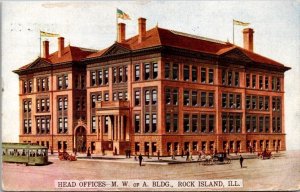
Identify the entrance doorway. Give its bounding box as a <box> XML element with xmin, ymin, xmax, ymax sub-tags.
<box><xmin>75</xmin><ymin>126</ymin><xmax>87</xmax><ymax>153</ymax></box>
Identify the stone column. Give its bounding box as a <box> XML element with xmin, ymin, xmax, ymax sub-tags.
<box><xmin>120</xmin><ymin>115</ymin><xmax>124</xmax><ymax>141</ymax></box>
<box><xmin>118</xmin><ymin>115</ymin><xmax>121</xmax><ymax>141</ymax></box>
<box><xmin>108</xmin><ymin>116</ymin><xmax>112</xmax><ymax>141</ymax></box>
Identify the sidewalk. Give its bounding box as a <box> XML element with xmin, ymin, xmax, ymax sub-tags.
<box><xmin>48</xmin><ymin>151</ymin><xmax>286</xmax><ymax>165</ymax></box>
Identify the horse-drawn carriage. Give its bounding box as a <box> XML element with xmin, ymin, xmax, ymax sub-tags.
<box><xmin>198</xmin><ymin>152</ymin><xmax>231</xmax><ymax>165</ymax></box>
<box><xmin>58</xmin><ymin>151</ymin><xmax>77</xmax><ymax>161</ymax></box>
<box><xmin>257</xmin><ymin>151</ymin><xmax>272</xmax><ymax>159</ymax></box>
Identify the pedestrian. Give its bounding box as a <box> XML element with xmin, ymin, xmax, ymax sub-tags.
<box><xmin>186</xmin><ymin>150</ymin><xmax>190</xmax><ymax>161</ymax></box>
<box><xmin>181</xmin><ymin>149</ymin><xmax>184</xmax><ymax>158</ymax></box>
<box><xmin>138</xmin><ymin>154</ymin><xmax>143</xmax><ymax>166</ymax></box>
<box><xmin>87</xmin><ymin>147</ymin><xmax>91</xmax><ymax>157</ymax></box>
<box><xmin>157</xmin><ymin>150</ymin><xmax>160</xmax><ymax>160</ymax></box>
<box><xmin>239</xmin><ymin>155</ymin><xmax>244</xmax><ymax>168</ymax></box>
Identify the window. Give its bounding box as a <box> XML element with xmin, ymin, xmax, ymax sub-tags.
<box><xmin>209</xmin><ymin>93</ymin><xmax>214</xmax><ymax>107</ymax></box>
<box><xmin>236</xmin><ymin>94</ymin><xmax>241</xmax><ymax>108</ymax></box>
<box><xmin>192</xmin><ymin>66</ymin><xmax>197</xmax><ymax>82</ymax></box>
<box><xmin>37</xmin><ymin>77</ymin><xmax>49</xmax><ymax>92</ymax></box>
<box><xmin>173</xmin><ymin>89</ymin><xmax>178</xmax><ymax>105</ymax></box>
<box><xmin>201</xmin><ymin>92</ymin><xmax>206</xmax><ymax>107</ymax></box>
<box><xmin>113</xmin><ymin>68</ymin><xmax>117</xmax><ymax>83</ymax></box>
<box><xmin>201</xmin><ymin>114</ymin><xmax>206</xmax><ymax>133</ymax></box>
<box><xmin>152</xmin><ymin>114</ymin><xmax>157</xmax><ymax>132</ymax></box>
<box><xmin>165</xmin><ymin>63</ymin><xmax>170</xmax><ymax>79</ymax></box>
<box><xmin>246</xmin><ymin>96</ymin><xmax>251</xmax><ymax>109</ymax></box>
<box><xmin>236</xmin><ymin>115</ymin><xmax>241</xmax><ymax>133</ymax></box>
<box><xmin>246</xmin><ymin>74</ymin><xmax>250</xmax><ymax>88</ymax></box>
<box><xmin>152</xmin><ymin>90</ymin><xmax>157</xmax><ymax>105</ymax></box>
<box><xmin>57</xmin><ymin>75</ymin><xmax>68</xmax><ymax>90</ymax></box>
<box><xmin>145</xmin><ymin>114</ymin><xmax>150</xmax><ymax>132</ymax></box>
<box><xmin>91</xmin><ymin>116</ymin><xmax>96</xmax><ymax>133</ymax></box>
<box><xmin>104</xmin><ymin>92</ymin><xmax>109</xmax><ymax>101</ymax></box>
<box><xmin>118</xmin><ymin>92</ymin><xmax>123</xmax><ymax>100</ymax></box>
<box><xmin>37</xmin><ymin>98</ymin><xmax>50</xmax><ymax>112</ymax></box>
<box><xmin>104</xmin><ymin>69</ymin><xmax>108</xmax><ymax>85</ymax></box>
<box><xmin>184</xmin><ymin>65</ymin><xmax>189</xmax><ymax>81</ymax></box>
<box><xmin>58</xmin><ymin>98</ymin><xmax>63</xmax><ymax>110</ymax></box>
<box><xmin>252</xmin><ymin>75</ymin><xmax>256</xmax><ymax>88</ymax></box>
<box><xmin>91</xmin><ymin>72</ymin><xmax>96</xmax><ymax>86</ymax></box>
<box><xmin>134</xmin><ymin>90</ymin><xmax>140</xmax><ymax>106</ymax></box>
<box><xmin>209</xmin><ymin>115</ymin><xmax>215</xmax><ymax>133</ymax></box>
<box><xmin>119</xmin><ymin>67</ymin><xmax>123</xmax><ymax>82</ymax></box>
<box><xmin>36</xmin><ymin>116</ymin><xmax>51</xmax><ymax>134</ymax></box>
<box><xmin>165</xmin><ymin>88</ymin><xmax>171</xmax><ymax>104</ymax></box>
<box><xmin>192</xmin><ymin>114</ymin><xmax>198</xmax><ymax>132</ymax></box>
<box><xmin>145</xmin><ymin>90</ymin><xmax>150</xmax><ymax>105</ymax></box>
<box><xmin>259</xmin><ymin>76</ymin><xmax>263</xmax><ymax>89</ymax></box>
<box><xmin>98</xmin><ymin>70</ymin><xmax>103</xmax><ymax>85</ymax></box>
<box><xmin>259</xmin><ymin>96</ymin><xmax>264</xmax><ymax>110</ymax></box>
<box><xmin>173</xmin><ymin>64</ymin><xmax>179</xmax><ymax>80</ymax></box>
<box><xmin>252</xmin><ymin>96</ymin><xmax>257</xmax><ymax>109</ymax></box>
<box><xmin>58</xmin><ymin>117</ymin><xmax>68</xmax><ymax>134</ymax></box>
<box><xmin>104</xmin><ymin>116</ymin><xmax>109</xmax><ymax>133</ymax></box>
<box><xmin>246</xmin><ymin>116</ymin><xmax>251</xmax><ymax>132</ymax></box>
<box><xmin>173</xmin><ymin>114</ymin><xmax>178</xmax><ymax>132</ymax></box>
<box><xmin>153</xmin><ymin>63</ymin><xmax>158</xmax><ymax>79</ymax></box>
<box><xmin>209</xmin><ymin>69</ymin><xmax>214</xmax><ymax>84</ymax></box>
<box><xmin>222</xmin><ymin>94</ymin><xmax>227</xmax><ymax>108</ymax></box>
<box><xmin>184</xmin><ymin>90</ymin><xmax>189</xmax><ymax>106</ymax></box>
<box><xmin>152</xmin><ymin>142</ymin><xmax>157</xmax><ymax>153</ymax></box>
<box><xmin>135</xmin><ymin>142</ymin><xmax>140</xmax><ymax>152</ymax></box>
<box><xmin>252</xmin><ymin>116</ymin><xmax>257</xmax><ymax>132</ymax></box>
<box><xmin>192</xmin><ymin>91</ymin><xmax>197</xmax><ymax>106</ymax></box>
<box><xmin>125</xmin><ymin>67</ymin><xmax>128</xmax><ymax>82</ymax></box>
<box><xmin>265</xmin><ymin>96</ymin><xmax>269</xmax><ymax>110</ymax></box>
<box><xmin>259</xmin><ymin>116</ymin><xmax>264</xmax><ymax>132</ymax></box>
<box><xmin>265</xmin><ymin>116</ymin><xmax>270</xmax><ymax>132</ymax></box>
<box><xmin>166</xmin><ymin>113</ymin><xmax>171</xmax><ymax>132</ymax></box>
<box><xmin>265</xmin><ymin>76</ymin><xmax>269</xmax><ymax>90</ymax></box>
<box><xmin>228</xmin><ymin>71</ymin><xmax>232</xmax><ymax>86</ymax></box>
<box><xmin>234</xmin><ymin>72</ymin><xmax>239</xmax><ymax>86</ymax></box>
<box><xmin>135</xmin><ymin>64</ymin><xmax>140</xmax><ymax>81</ymax></box>
<box><xmin>144</xmin><ymin>63</ymin><xmax>150</xmax><ymax>80</ymax></box>
<box><xmin>229</xmin><ymin>115</ymin><xmax>234</xmax><ymax>133</ymax></box>
<box><xmin>135</xmin><ymin>114</ymin><xmax>140</xmax><ymax>133</ymax></box>
<box><xmin>201</xmin><ymin>68</ymin><xmax>206</xmax><ymax>83</ymax></box>
<box><xmin>184</xmin><ymin>114</ymin><xmax>190</xmax><ymax>132</ymax></box>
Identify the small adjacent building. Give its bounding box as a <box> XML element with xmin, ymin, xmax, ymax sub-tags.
<box><xmin>14</xmin><ymin>18</ymin><xmax>290</xmax><ymax>156</ymax></box>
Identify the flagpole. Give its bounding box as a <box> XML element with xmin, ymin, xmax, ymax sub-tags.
<box><xmin>233</xmin><ymin>19</ymin><xmax>235</xmax><ymax>44</ymax></box>
<box><xmin>40</xmin><ymin>30</ymin><xmax>41</xmax><ymax>57</ymax></box>
<box><xmin>116</xmin><ymin>9</ymin><xmax>118</xmax><ymax>42</ymax></box>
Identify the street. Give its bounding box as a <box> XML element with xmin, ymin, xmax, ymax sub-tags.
<box><xmin>2</xmin><ymin>150</ymin><xmax>300</xmax><ymax>191</ymax></box>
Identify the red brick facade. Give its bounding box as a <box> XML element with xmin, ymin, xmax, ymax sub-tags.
<box><xmin>14</xmin><ymin>18</ymin><xmax>290</xmax><ymax>156</ymax></box>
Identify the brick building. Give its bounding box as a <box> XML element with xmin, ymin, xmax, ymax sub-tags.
<box><xmin>14</xmin><ymin>18</ymin><xmax>290</xmax><ymax>156</ymax></box>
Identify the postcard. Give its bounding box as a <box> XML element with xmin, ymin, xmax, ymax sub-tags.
<box><xmin>1</xmin><ymin>1</ymin><xmax>300</xmax><ymax>191</ymax></box>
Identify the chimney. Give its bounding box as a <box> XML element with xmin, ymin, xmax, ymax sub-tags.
<box><xmin>42</xmin><ymin>40</ymin><xmax>49</xmax><ymax>59</ymax></box>
<box><xmin>117</xmin><ymin>23</ymin><xmax>126</xmax><ymax>43</ymax></box>
<box><xmin>243</xmin><ymin>28</ymin><xmax>254</xmax><ymax>52</ymax></box>
<box><xmin>58</xmin><ymin>37</ymin><xmax>65</xmax><ymax>57</ymax></box>
<box><xmin>138</xmin><ymin>18</ymin><xmax>146</xmax><ymax>43</ymax></box>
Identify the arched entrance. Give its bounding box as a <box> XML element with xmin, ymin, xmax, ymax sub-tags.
<box><xmin>75</xmin><ymin>126</ymin><xmax>87</xmax><ymax>153</ymax></box>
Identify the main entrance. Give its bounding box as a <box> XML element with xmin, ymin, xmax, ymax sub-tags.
<box><xmin>75</xmin><ymin>126</ymin><xmax>87</xmax><ymax>153</ymax></box>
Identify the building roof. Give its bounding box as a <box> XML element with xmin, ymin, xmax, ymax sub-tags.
<box><xmin>17</xmin><ymin>26</ymin><xmax>289</xmax><ymax>71</ymax></box>
<box><xmin>17</xmin><ymin>45</ymin><xmax>97</xmax><ymax>70</ymax></box>
<box><xmin>87</xmin><ymin>26</ymin><xmax>287</xmax><ymax>68</ymax></box>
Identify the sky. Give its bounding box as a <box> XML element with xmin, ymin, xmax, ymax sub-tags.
<box><xmin>1</xmin><ymin>1</ymin><xmax>300</xmax><ymax>150</ymax></box>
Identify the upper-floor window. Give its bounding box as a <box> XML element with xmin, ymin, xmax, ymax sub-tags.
<box><xmin>144</xmin><ymin>88</ymin><xmax>157</xmax><ymax>106</ymax></box>
<box><xmin>208</xmin><ymin>69</ymin><xmax>214</xmax><ymax>84</ymax></box>
<box><xmin>252</xmin><ymin>75</ymin><xmax>256</xmax><ymax>88</ymax></box>
<box><xmin>184</xmin><ymin>65</ymin><xmax>189</xmax><ymax>81</ymax></box>
<box><xmin>143</xmin><ymin>62</ymin><xmax>158</xmax><ymax>80</ymax></box>
<box><xmin>246</xmin><ymin>95</ymin><xmax>270</xmax><ymax>111</ymax></box>
<box><xmin>165</xmin><ymin>63</ymin><xmax>179</xmax><ymax>80</ymax></box>
<box><xmin>37</xmin><ymin>77</ymin><xmax>49</xmax><ymax>92</ymax></box>
<box><xmin>222</xmin><ymin>113</ymin><xmax>241</xmax><ymax>133</ymax></box>
<box><xmin>272</xmin><ymin>96</ymin><xmax>281</xmax><ymax>111</ymax></box>
<box><xmin>91</xmin><ymin>116</ymin><xmax>96</xmax><ymax>133</ymax></box>
<box><xmin>144</xmin><ymin>113</ymin><xmax>157</xmax><ymax>133</ymax></box>
<box><xmin>134</xmin><ymin>90</ymin><xmax>140</xmax><ymax>106</ymax></box>
<box><xmin>265</xmin><ymin>76</ymin><xmax>269</xmax><ymax>90</ymax></box>
<box><xmin>23</xmin><ymin>79</ymin><xmax>33</xmax><ymax>94</ymax></box>
<box><xmin>135</xmin><ymin>64</ymin><xmax>140</xmax><ymax>81</ymax></box>
<box><xmin>165</xmin><ymin>87</ymin><xmax>179</xmax><ymax>106</ymax></box>
<box><xmin>201</xmin><ymin>68</ymin><xmax>206</xmax><ymax>83</ymax></box>
<box><xmin>222</xmin><ymin>93</ymin><xmax>241</xmax><ymax>109</ymax></box>
<box><xmin>90</xmin><ymin>68</ymin><xmax>108</xmax><ymax>86</ymax></box>
<box><xmin>23</xmin><ymin>119</ymin><xmax>32</xmax><ymax>134</ymax></box>
<box><xmin>134</xmin><ymin>114</ymin><xmax>140</xmax><ymax>133</ymax></box>
<box><xmin>113</xmin><ymin>66</ymin><xmax>127</xmax><ymax>84</ymax></box>
<box><xmin>23</xmin><ymin>99</ymin><xmax>32</xmax><ymax>113</ymax></box>
<box><xmin>91</xmin><ymin>92</ymin><xmax>102</xmax><ymax>109</ymax></box>
<box><xmin>192</xmin><ymin>66</ymin><xmax>197</xmax><ymax>82</ymax></box>
<box><xmin>272</xmin><ymin>77</ymin><xmax>281</xmax><ymax>91</ymax></box>
<box><xmin>57</xmin><ymin>74</ymin><xmax>68</xmax><ymax>90</ymax></box>
<box><xmin>36</xmin><ymin>98</ymin><xmax>50</xmax><ymax>112</ymax></box>
<box><xmin>222</xmin><ymin>70</ymin><xmax>239</xmax><ymax>87</ymax></box>
<box><xmin>184</xmin><ymin>90</ymin><xmax>214</xmax><ymax>108</ymax></box>
<box><xmin>36</xmin><ymin>116</ymin><xmax>50</xmax><ymax>134</ymax></box>
<box><xmin>58</xmin><ymin>117</ymin><xmax>68</xmax><ymax>134</ymax></box>
<box><xmin>166</xmin><ymin>112</ymin><xmax>178</xmax><ymax>133</ymax></box>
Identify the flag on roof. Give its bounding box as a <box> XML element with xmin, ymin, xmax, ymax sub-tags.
<box><xmin>117</xmin><ymin>8</ymin><xmax>131</xmax><ymax>20</ymax></box>
<box><xmin>40</xmin><ymin>31</ymin><xmax>60</xmax><ymax>37</ymax></box>
<box><xmin>233</xmin><ymin>19</ymin><xmax>250</xmax><ymax>26</ymax></box>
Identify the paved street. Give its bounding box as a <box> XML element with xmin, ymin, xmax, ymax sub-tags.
<box><xmin>2</xmin><ymin>151</ymin><xmax>300</xmax><ymax>191</ymax></box>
